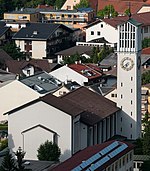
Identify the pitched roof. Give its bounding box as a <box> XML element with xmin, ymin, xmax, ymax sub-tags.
<box><xmin>6</xmin><ymin>86</ymin><xmax>119</xmax><ymax>125</ymax></box>
<box><xmin>0</xmin><ymin>27</ymin><xmax>10</xmax><ymax>37</ymax></box>
<box><xmin>55</xmin><ymin>46</ymin><xmax>93</xmax><ymax>56</ymax></box>
<box><xmin>6</xmin><ymin>59</ymin><xmax>51</xmax><ymax>74</ymax></box>
<box><xmin>96</xmin><ymin>0</ymin><xmax>150</xmax><ymax>15</ymax></box>
<box><xmin>61</xmin><ymin>87</ymin><xmax>120</xmax><ymax>120</ymax></box>
<box><xmin>68</xmin><ymin>63</ymin><xmax>102</xmax><ymax>80</ymax></box>
<box><xmin>52</xmin><ymin>140</ymin><xmax>134</xmax><ymax>171</ymax></box>
<box><xmin>12</xmin><ymin>23</ymin><xmax>72</xmax><ymax>40</ymax></box>
<box><xmin>142</xmin><ymin>47</ymin><xmax>150</xmax><ymax>55</ymax></box>
<box><xmin>102</xmin><ymin>12</ymin><xmax>150</xmax><ymax>29</ymax></box>
<box><xmin>0</xmin><ymin>49</ymin><xmax>12</xmax><ymax>62</ymax></box>
<box><xmin>20</xmin><ymin>71</ymin><xmax>62</xmax><ymax>94</ymax></box>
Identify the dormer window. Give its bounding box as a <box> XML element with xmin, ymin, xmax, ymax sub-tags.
<box><xmin>33</xmin><ymin>31</ymin><xmax>38</xmax><ymax>35</ymax></box>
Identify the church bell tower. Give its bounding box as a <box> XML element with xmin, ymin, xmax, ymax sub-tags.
<box><xmin>117</xmin><ymin>18</ymin><xmax>142</xmax><ymax>139</ymax></box>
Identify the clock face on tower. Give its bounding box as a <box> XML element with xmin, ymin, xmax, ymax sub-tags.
<box><xmin>120</xmin><ymin>57</ymin><xmax>134</xmax><ymax>71</ymax></box>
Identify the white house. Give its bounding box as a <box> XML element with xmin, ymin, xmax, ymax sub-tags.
<box><xmin>61</xmin><ymin>0</ymin><xmax>80</xmax><ymax>10</ymax></box>
<box><xmin>85</xmin><ymin>12</ymin><xmax>150</xmax><ymax>45</ymax></box>
<box><xmin>7</xmin><ymin>87</ymin><xmax>120</xmax><ymax>162</ymax></box>
<box><xmin>85</xmin><ymin>20</ymin><xmax>118</xmax><ymax>44</ymax></box>
<box><xmin>50</xmin><ymin>63</ymin><xmax>102</xmax><ymax>86</ymax></box>
<box><xmin>0</xmin><ymin>80</ymin><xmax>40</xmax><ymax>121</ymax></box>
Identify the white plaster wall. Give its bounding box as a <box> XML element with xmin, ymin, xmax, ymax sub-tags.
<box><xmin>61</xmin><ymin>0</ymin><xmax>80</xmax><ymax>10</ymax></box>
<box><xmin>138</xmin><ymin>7</ymin><xmax>150</xmax><ymax>13</ymax></box>
<box><xmin>22</xmin><ymin>66</ymin><xmax>34</xmax><ymax>76</ymax></box>
<box><xmin>15</xmin><ymin>40</ymin><xmax>25</xmax><ymax>51</ymax></box>
<box><xmin>22</xmin><ymin>127</ymin><xmax>54</xmax><ymax>159</ymax></box>
<box><xmin>50</xmin><ymin>66</ymin><xmax>88</xmax><ymax>86</ymax></box>
<box><xmin>117</xmin><ymin>53</ymin><xmax>141</xmax><ymax>139</ymax></box>
<box><xmin>105</xmin><ymin>88</ymin><xmax>117</xmax><ymax>103</ymax></box>
<box><xmin>8</xmin><ymin>101</ymin><xmax>72</xmax><ymax>161</ymax></box>
<box><xmin>0</xmin><ymin>80</ymin><xmax>40</xmax><ymax>121</ymax></box>
<box><xmin>32</xmin><ymin>41</ymin><xmax>46</xmax><ymax>59</ymax></box>
<box><xmin>52</xmin><ymin>86</ymin><xmax>70</xmax><ymax>97</ymax></box>
<box><xmin>86</xmin><ymin>22</ymin><xmax>118</xmax><ymax>43</ymax></box>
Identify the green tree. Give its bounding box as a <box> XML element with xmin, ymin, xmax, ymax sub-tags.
<box><xmin>37</xmin><ymin>140</ymin><xmax>61</xmax><ymax>161</ymax></box>
<box><xmin>140</xmin><ymin>160</ymin><xmax>150</xmax><ymax>171</ymax></box>
<box><xmin>142</xmin><ymin>70</ymin><xmax>150</xmax><ymax>85</ymax></box>
<box><xmin>0</xmin><ymin>149</ymin><xmax>17</xmax><ymax>171</ymax></box>
<box><xmin>1</xmin><ymin>42</ymin><xmax>26</xmax><ymax>60</ymax></box>
<box><xmin>143</xmin><ymin>121</ymin><xmax>150</xmax><ymax>155</ymax></box>
<box><xmin>0</xmin><ymin>139</ymin><xmax>8</xmax><ymax>151</ymax></box>
<box><xmin>74</xmin><ymin>0</ymin><xmax>89</xmax><ymax>9</ymax></box>
<box><xmin>124</xmin><ymin>8</ymin><xmax>131</xmax><ymax>16</ymax></box>
<box><xmin>133</xmin><ymin>138</ymin><xmax>143</xmax><ymax>155</ymax></box>
<box><xmin>97</xmin><ymin>5</ymin><xmax>118</xmax><ymax>18</ymax></box>
<box><xmin>55</xmin><ymin>0</ymin><xmax>66</xmax><ymax>9</ymax></box>
<box><xmin>142</xmin><ymin>38</ymin><xmax>150</xmax><ymax>48</ymax></box>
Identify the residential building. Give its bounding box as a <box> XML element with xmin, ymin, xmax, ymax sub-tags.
<box><xmin>61</xmin><ymin>0</ymin><xmax>80</xmax><ymax>10</ymax></box>
<box><xmin>4</xmin><ymin>10</ymin><xmax>40</xmax><ymax>22</ymax></box>
<box><xmin>142</xmin><ymin>84</ymin><xmax>150</xmax><ymax>114</ymax></box>
<box><xmin>20</xmin><ymin>71</ymin><xmax>62</xmax><ymax>94</ymax></box>
<box><xmin>90</xmin><ymin>0</ymin><xmax>150</xmax><ymax>16</ymax></box>
<box><xmin>52</xmin><ymin>140</ymin><xmax>134</xmax><ymax>171</ymax></box>
<box><xmin>40</xmin><ymin>7</ymin><xmax>95</xmax><ymax>29</ymax></box>
<box><xmin>4</xmin><ymin>7</ymin><xmax>95</xmax><ymax>29</ymax></box>
<box><xmin>7</xmin><ymin>87</ymin><xmax>120</xmax><ymax>161</ymax></box>
<box><xmin>116</xmin><ymin>18</ymin><xmax>142</xmax><ymax>140</ymax></box>
<box><xmin>5</xmin><ymin>59</ymin><xmax>51</xmax><ymax>77</ymax></box>
<box><xmin>85</xmin><ymin>12</ymin><xmax>150</xmax><ymax>44</ymax></box>
<box><xmin>50</xmin><ymin>63</ymin><xmax>102</xmax><ymax>86</ymax></box>
<box><xmin>141</xmin><ymin>89</ymin><xmax>149</xmax><ymax>115</ymax></box>
<box><xmin>55</xmin><ymin>45</ymin><xmax>93</xmax><ymax>63</ymax></box>
<box><xmin>12</xmin><ymin>23</ymin><xmax>74</xmax><ymax>60</ymax></box>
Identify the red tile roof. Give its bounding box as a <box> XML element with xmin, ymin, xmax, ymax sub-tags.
<box><xmin>36</xmin><ymin>4</ymin><xmax>54</xmax><ymax>9</ymax></box>
<box><xmin>68</xmin><ymin>63</ymin><xmax>102</xmax><ymax>80</ymax></box>
<box><xmin>89</xmin><ymin>0</ymin><xmax>150</xmax><ymax>14</ymax></box>
<box><xmin>51</xmin><ymin>140</ymin><xmax>134</xmax><ymax>171</ymax></box>
<box><xmin>142</xmin><ymin>47</ymin><xmax>150</xmax><ymax>54</ymax></box>
<box><xmin>102</xmin><ymin>11</ymin><xmax>150</xmax><ymax>28</ymax></box>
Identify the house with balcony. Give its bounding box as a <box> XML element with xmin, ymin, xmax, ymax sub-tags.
<box><xmin>40</xmin><ymin>7</ymin><xmax>95</xmax><ymax>29</ymax></box>
<box><xmin>12</xmin><ymin>23</ymin><xmax>74</xmax><ymax>60</ymax></box>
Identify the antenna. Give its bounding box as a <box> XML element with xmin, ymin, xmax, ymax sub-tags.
<box><xmin>128</xmin><ymin>2</ymin><xmax>132</xmax><ymax>18</ymax></box>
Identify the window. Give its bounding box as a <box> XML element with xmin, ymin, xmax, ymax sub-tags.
<box><xmin>121</xmin><ymin>117</ymin><xmax>122</xmax><ymax>122</ymax></box>
<box><xmin>111</xmin><ymin>94</ymin><xmax>117</xmax><ymax>97</ymax></box>
<box><xmin>119</xmin><ymin>159</ymin><xmax>121</xmax><ymax>168</ymax></box>
<box><xmin>131</xmin><ymin>100</ymin><xmax>132</xmax><ymax>105</ymax></box>
<box><xmin>127</xmin><ymin>154</ymin><xmax>129</xmax><ymax>163</ymax></box>
<box><xmin>131</xmin><ymin>89</ymin><xmax>133</xmax><ymax>93</ymax></box>
<box><xmin>130</xmin><ymin>152</ymin><xmax>132</xmax><ymax>160</ymax></box>
<box><xmin>61</xmin><ymin>14</ymin><xmax>64</xmax><ymax>18</ymax></box>
<box><xmin>121</xmin><ymin>82</ymin><xmax>123</xmax><ymax>87</ymax></box>
<box><xmin>144</xmin><ymin>26</ymin><xmax>148</xmax><ymax>33</ymax></box>
<box><xmin>121</xmin><ymin>127</ymin><xmax>122</xmax><ymax>132</ymax></box>
<box><xmin>97</xmin><ymin>31</ymin><xmax>100</xmax><ymax>35</ymax></box>
<box><xmin>101</xmin><ymin>24</ymin><xmax>103</xmax><ymax>28</ymax></box>
<box><xmin>121</xmin><ymin>94</ymin><xmax>123</xmax><ymax>99</ymax></box>
<box><xmin>91</xmin><ymin>31</ymin><xmax>94</xmax><ymax>35</ymax></box>
<box><xmin>131</xmin><ymin>123</ymin><xmax>132</xmax><ymax>128</ymax></box>
<box><xmin>131</xmin><ymin>134</ymin><xmax>132</xmax><ymax>139</ymax></box>
<box><xmin>131</xmin><ymin>77</ymin><xmax>133</xmax><ymax>81</ymax></box>
<box><xmin>123</xmin><ymin>157</ymin><xmax>125</xmax><ymax>166</ymax></box>
<box><xmin>131</xmin><ymin>112</ymin><xmax>132</xmax><ymax>116</ymax></box>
